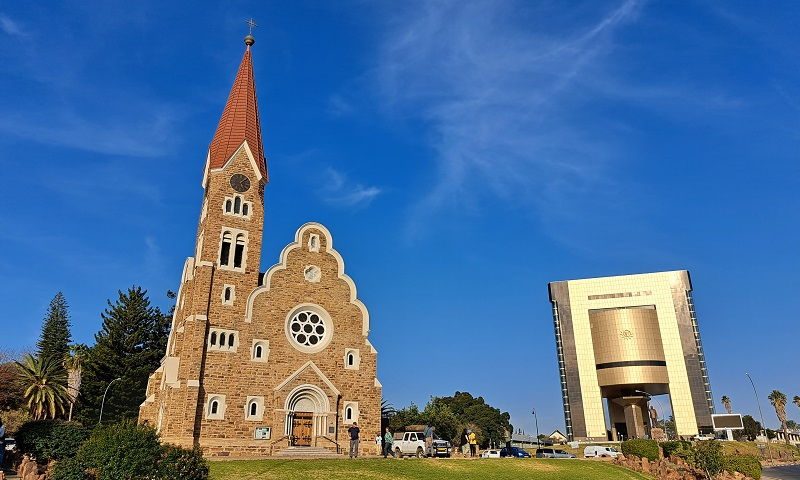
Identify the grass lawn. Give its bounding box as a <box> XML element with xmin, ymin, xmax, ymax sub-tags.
<box><xmin>209</xmin><ymin>458</ymin><xmax>651</xmax><ymax>480</ymax></box>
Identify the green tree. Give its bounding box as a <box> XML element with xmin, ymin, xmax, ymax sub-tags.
<box><xmin>15</xmin><ymin>354</ymin><xmax>69</xmax><ymax>420</ymax></box>
<box><xmin>739</xmin><ymin>415</ymin><xmax>762</xmax><ymax>441</ymax></box>
<box><xmin>721</xmin><ymin>395</ymin><xmax>732</xmax><ymax>414</ymax></box>
<box><xmin>794</xmin><ymin>395</ymin><xmax>800</xmax><ymax>412</ymax></box>
<box><xmin>388</xmin><ymin>404</ymin><xmax>424</xmax><ymax>432</ymax></box>
<box><xmin>422</xmin><ymin>398</ymin><xmax>460</xmax><ymax>444</ymax></box>
<box><xmin>0</xmin><ymin>349</ymin><xmax>26</xmax><ymax>410</ymax></box>
<box><xmin>77</xmin><ymin>287</ymin><xmax>169</xmax><ymax>424</ymax></box>
<box><xmin>36</xmin><ymin>292</ymin><xmax>72</xmax><ymax>365</ymax></box>
<box><xmin>786</xmin><ymin>420</ymin><xmax>798</xmax><ymax>431</ymax></box>
<box><xmin>768</xmin><ymin>390</ymin><xmax>790</xmax><ymax>444</ymax></box>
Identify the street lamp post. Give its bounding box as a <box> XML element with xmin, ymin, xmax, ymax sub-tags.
<box><xmin>99</xmin><ymin>377</ymin><xmax>122</xmax><ymax>425</ymax></box>
<box><xmin>531</xmin><ymin>408</ymin><xmax>540</xmax><ymax>447</ymax></box>
<box><xmin>745</xmin><ymin>373</ymin><xmax>772</xmax><ymax>463</ymax></box>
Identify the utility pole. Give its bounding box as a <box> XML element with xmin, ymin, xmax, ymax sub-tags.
<box><xmin>745</xmin><ymin>373</ymin><xmax>772</xmax><ymax>463</ymax></box>
<box><xmin>532</xmin><ymin>408</ymin><xmax>540</xmax><ymax>447</ymax></box>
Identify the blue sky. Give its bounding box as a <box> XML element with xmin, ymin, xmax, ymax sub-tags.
<box><xmin>1</xmin><ymin>1</ymin><xmax>798</xmax><ymax>434</ymax></box>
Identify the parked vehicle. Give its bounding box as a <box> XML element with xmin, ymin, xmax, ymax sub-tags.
<box><xmin>583</xmin><ymin>445</ymin><xmax>620</xmax><ymax>458</ymax></box>
<box><xmin>393</xmin><ymin>430</ymin><xmax>452</xmax><ymax>458</ymax></box>
<box><xmin>692</xmin><ymin>434</ymin><xmax>716</xmax><ymax>441</ymax></box>
<box><xmin>481</xmin><ymin>449</ymin><xmax>502</xmax><ymax>458</ymax></box>
<box><xmin>536</xmin><ymin>448</ymin><xmax>575</xmax><ymax>458</ymax></box>
<box><xmin>500</xmin><ymin>446</ymin><xmax>532</xmax><ymax>458</ymax></box>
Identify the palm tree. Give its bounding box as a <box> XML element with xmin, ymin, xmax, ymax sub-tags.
<box><xmin>64</xmin><ymin>344</ymin><xmax>88</xmax><ymax>421</ymax></box>
<box><xmin>381</xmin><ymin>399</ymin><xmax>397</xmax><ymax>420</ymax></box>
<box><xmin>15</xmin><ymin>354</ymin><xmax>69</xmax><ymax>420</ymax></box>
<box><xmin>768</xmin><ymin>390</ymin><xmax>789</xmax><ymax>445</ymax></box>
<box><xmin>721</xmin><ymin>395</ymin><xmax>732</xmax><ymax>414</ymax></box>
<box><xmin>794</xmin><ymin>395</ymin><xmax>800</xmax><ymax>411</ymax></box>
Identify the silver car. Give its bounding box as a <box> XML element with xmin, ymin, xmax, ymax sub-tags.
<box><xmin>536</xmin><ymin>448</ymin><xmax>576</xmax><ymax>458</ymax></box>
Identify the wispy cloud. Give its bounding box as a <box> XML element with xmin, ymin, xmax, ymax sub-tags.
<box><xmin>372</xmin><ymin>0</ymin><xmax>644</xmax><ymax>236</ymax></box>
<box><xmin>321</xmin><ymin>167</ymin><xmax>382</xmax><ymax>208</ymax></box>
<box><xmin>0</xmin><ymin>13</ymin><xmax>25</xmax><ymax>37</ymax></box>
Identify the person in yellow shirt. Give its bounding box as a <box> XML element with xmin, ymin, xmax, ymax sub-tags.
<box><xmin>468</xmin><ymin>430</ymin><xmax>477</xmax><ymax>457</ymax></box>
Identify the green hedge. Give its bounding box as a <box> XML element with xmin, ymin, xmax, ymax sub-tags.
<box><xmin>621</xmin><ymin>438</ymin><xmax>659</xmax><ymax>461</ymax></box>
<box><xmin>661</xmin><ymin>440</ymin><xmax>692</xmax><ymax>459</ymax></box>
<box><xmin>77</xmin><ymin>422</ymin><xmax>163</xmax><ymax>479</ymax></box>
<box><xmin>723</xmin><ymin>454</ymin><xmax>762</xmax><ymax>480</ymax></box>
<box><xmin>693</xmin><ymin>441</ymin><xmax>724</xmax><ymax>477</ymax></box>
<box><xmin>50</xmin><ymin>457</ymin><xmax>89</xmax><ymax>480</ymax></box>
<box><xmin>15</xmin><ymin>420</ymin><xmax>90</xmax><ymax>463</ymax></box>
<box><xmin>158</xmin><ymin>444</ymin><xmax>209</xmax><ymax>480</ymax></box>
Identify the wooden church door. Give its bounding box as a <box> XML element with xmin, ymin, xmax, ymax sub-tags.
<box><xmin>292</xmin><ymin>412</ymin><xmax>313</xmax><ymax>446</ymax></box>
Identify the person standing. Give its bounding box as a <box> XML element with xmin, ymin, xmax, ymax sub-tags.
<box><xmin>461</xmin><ymin>428</ymin><xmax>469</xmax><ymax>456</ymax></box>
<box><xmin>348</xmin><ymin>422</ymin><xmax>361</xmax><ymax>459</ymax></box>
<box><xmin>468</xmin><ymin>429</ymin><xmax>477</xmax><ymax>458</ymax></box>
<box><xmin>383</xmin><ymin>427</ymin><xmax>395</xmax><ymax>458</ymax></box>
<box><xmin>0</xmin><ymin>418</ymin><xmax>6</xmax><ymax>469</ymax></box>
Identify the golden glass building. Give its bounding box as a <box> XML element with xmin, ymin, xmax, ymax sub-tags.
<box><xmin>548</xmin><ymin>271</ymin><xmax>714</xmax><ymax>441</ymax></box>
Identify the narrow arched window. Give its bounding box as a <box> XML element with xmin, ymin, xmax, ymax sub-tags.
<box><xmin>224</xmin><ymin>287</ymin><xmax>231</xmax><ymax>302</ymax></box>
<box><xmin>225</xmin><ymin>199</ymin><xmax>232</xmax><ymax>213</ymax></box>
<box><xmin>219</xmin><ymin>332</ymin><xmax>226</xmax><ymax>347</ymax></box>
<box><xmin>210</xmin><ymin>400</ymin><xmax>219</xmax><ymax>415</ymax></box>
<box><xmin>220</xmin><ymin>231</ymin><xmax>232</xmax><ymax>266</ymax></box>
<box><xmin>249</xmin><ymin>401</ymin><xmax>258</xmax><ymax>417</ymax></box>
<box><xmin>347</xmin><ymin>353</ymin><xmax>354</xmax><ymax>366</ymax></box>
<box><xmin>210</xmin><ymin>332</ymin><xmax>217</xmax><ymax>346</ymax></box>
<box><xmin>346</xmin><ymin>407</ymin><xmax>353</xmax><ymax>421</ymax></box>
<box><xmin>228</xmin><ymin>333</ymin><xmax>235</xmax><ymax>348</ymax></box>
<box><xmin>255</xmin><ymin>345</ymin><xmax>263</xmax><ymax>358</ymax></box>
<box><xmin>233</xmin><ymin>234</ymin><xmax>245</xmax><ymax>268</ymax></box>
<box><xmin>234</xmin><ymin>196</ymin><xmax>241</xmax><ymax>214</ymax></box>
<box><xmin>242</xmin><ymin>203</ymin><xmax>249</xmax><ymax>216</ymax></box>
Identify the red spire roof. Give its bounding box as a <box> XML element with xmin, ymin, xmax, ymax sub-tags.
<box><xmin>208</xmin><ymin>42</ymin><xmax>268</xmax><ymax>181</ymax></box>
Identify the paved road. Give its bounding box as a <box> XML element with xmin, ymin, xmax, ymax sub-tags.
<box><xmin>763</xmin><ymin>465</ymin><xmax>800</xmax><ymax>480</ymax></box>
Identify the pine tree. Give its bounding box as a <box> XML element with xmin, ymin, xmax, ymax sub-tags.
<box><xmin>77</xmin><ymin>287</ymin><xmax>169</xmax><ymax>424</ymax></box>
<box><xmin>37</xmin><ymin>292</ymin><xmax>72</xmax><ymax>365</ymax></box>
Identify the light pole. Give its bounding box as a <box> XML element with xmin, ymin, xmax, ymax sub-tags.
<box><xmin>531</xmin><ymin>408</ymin><xmax>540</xmax><ymax>447</ymax></box>
<box><xmin>635</xmin><ymin>389</ymin><xmax>669</xmax><ymax>440</ymax></box>
<box><xmin>99</xmin><ymin>377</ymin><xmax>122</xmax><ymax>425</ymax></box>
<box><xmin>745</xmin><ymin>372</ymin><xmax>772</xmax><ymax>463</ymax></box>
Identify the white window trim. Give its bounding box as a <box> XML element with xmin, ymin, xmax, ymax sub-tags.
<box><xmin>344</xmin><ymin>348</ymin><xmax>360</xmax><ymax>370</ymax></box>
<box><xmin>308</xmin><ymin>233</ymin><xmax>320</xmax><ymax>252</ymax></box>
<box><xmin>343</xmin><ymin>401</ymin><xmax>359</xmax><ymax>424</ymax></box>
<box><xmin>251</xmin><ymin>339</ymin><xmax>270</xmax><ymax>363</ymax></box>
<box><xmin>195</xmin><ymin>231</ymin><xmax>204</xmax><ymax>262</ymax></box>
<box><xmin>208</xmin><ymin>328</ymin><xmax>239</xmax><ymax>352</ymax></box>
<box><xmin>218</xmin><ymin>227</ymin><xmax>248</xmax><ymax>272</ymax></box>
<box><xmin>206</xmin><ymin>394</ymin><xmax>226</xmax><ymax>420</ymax></box>
<box><xmin>245</xmin><ymin>396</ymin><xmax>264</xmax><ymax>421</ymax></box>
<box><xmin>285</xmin><ymin>304</ymin><xmax>334</xmax><ymax>354</ymax></box>
<box><xmin>221</xmin><ymin>284</ymin><xmax>235</xmax><ymax>306</ymax></box>
<box><xmin>222</xmin><ymin>194</ymin><xmax>253</xmax><ymax>219</ymax></box>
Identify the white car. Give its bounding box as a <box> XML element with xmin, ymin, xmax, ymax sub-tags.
<box><xmin>693</xmin><ymin>434</ymin><xmax>716</xmax><ymax>441</ymax></box>
<box><xmin>481</xmin><ymin>449</ymin><xmax>502</xmax><ymax>458</ymax></box>
<box><xmin>583</xmin><ymin>446</ymin><xmax>620</xmax><ymax>458</ymax></box>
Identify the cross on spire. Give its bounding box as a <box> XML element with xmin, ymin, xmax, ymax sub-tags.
<box><xmin>246</xmin><ymin>18</ymin><xmax>257</xmax><ymax>35</ymax></box>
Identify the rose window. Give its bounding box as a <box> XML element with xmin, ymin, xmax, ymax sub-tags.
<box><xmin>289</xmin><ymin>310</ymin><xmax>327</xmax><ymax>348</ymax></box>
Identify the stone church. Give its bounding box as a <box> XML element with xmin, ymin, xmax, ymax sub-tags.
<box><xmin>138</xmin><ymin>33</ymin><xmax>381</xmax><ymax>457</ymax></box>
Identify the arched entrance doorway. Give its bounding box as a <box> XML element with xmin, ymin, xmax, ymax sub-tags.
<box><xmin>284</xmin><ymin>385</ymin><xmax>330</xmax><ymax>446</ymax></box>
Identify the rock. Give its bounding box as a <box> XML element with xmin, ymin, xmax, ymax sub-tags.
<box><xmin>642</xmin><ymin>457</ymin><xmax>650</xmax><ymax>473</ymax></box>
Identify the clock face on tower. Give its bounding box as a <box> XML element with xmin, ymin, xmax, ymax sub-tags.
<box><xmin>230</xmin><ymin>174</ymin><xmax>251</xmax><ymax>193</ymax></box>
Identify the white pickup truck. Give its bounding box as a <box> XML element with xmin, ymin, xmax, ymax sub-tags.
<box><xmin>393</xmin><ymin>431</ymin><xmax>452</xmax><ymax>458</ymax></box>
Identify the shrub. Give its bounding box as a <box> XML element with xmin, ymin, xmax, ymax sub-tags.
<box><xmin>50</xmin><ymin>457</ymin><xmax>89</xmax><ymax>480</ymax></box>
<box><xmin>621</xmin><ymin>438</ymin><xmax>659</xmax><ymax>461</ymax></box>
<box><xmin>693</xmin><ymin>440</ymin><xmax>723</xmax><ymax>477</ymax></box>
<box><xmin>662</xmin><ymin>440</ymin><xmax>692</xmax><ymax>459</ymax></box>
<box><xmin>15</xmin><ymin>420</ymin><xmax>90</xmax><ymax>463</ymax></box>
<box><xmin>77</xmin><ymin>422</ymin><xmax>162</xmax><ymax>480</ymax></box>
<box><xmin>723</xmin><ymin>454</ymin><xmax>762</xmax><ymax>480</ymax></box>
<box><xmin>158</xmin><ymin>444</ymin><xmax>209</xmax><ymax>480</ymax></box>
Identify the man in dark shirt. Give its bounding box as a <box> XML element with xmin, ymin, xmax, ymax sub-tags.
<box><xmin>348</xmin><ymin>422</ymin><xmax>360</xmax><ymax>458</ymax></box>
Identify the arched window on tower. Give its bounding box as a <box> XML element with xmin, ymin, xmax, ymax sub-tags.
<box><xmin>210</xmin><ymin>400</ymin><xmax>219</xmax><ymax>415</ymax></box>
<box><xmin>242</xmin><ymin>203</ymin><xmax>249</xmax><ymax>216</ymax></box>
<box><xmin>255</xmin><ymin>345</ymin><xmax>263</xmax><ymax>358</ymax></box>
<box><xmin>210</xmin><ymin>332</ymin><xmax>217</xmax><ymax>346</ymax></box>
<box><xmin>347</xmin><ymin>353</ymin><xmax>355</xmax><ymax>367</ymax></box>
<box><xmin>234</xmin><ymin>196</ymin><xmax>241</xmax><ymax>214</ymax></box>
<box><xmin>219</xmin><ymin>332</ymin><xmax>226</xmax><ymax>347</ymax></box>
<box><xmin>225</xmin><ymin>199</ymin><xmax>232</xmax><ymax>213</ymax></box>
<box><xmin>249</xmin><ymin>401</ymin><xmax>258</xmax><ymax>417</ymax></box>
<box><xmin>220</xmin><ymin>231</ymin><xmax>232</xmax><ymax>266</ymax></box>
<box><xmin>233</xmin><ymin>234</ymin><xmax>246</xmax><ymax>268</ymax></box>
<box><xmin>228</xmin><ymin>333</ymin><xmax>235</xmax><ymax>348</ymax></box>
<box><xmin>345</xmin><ymin>406</ymin><xmax>353</xmax><ymax>422</ymax></box>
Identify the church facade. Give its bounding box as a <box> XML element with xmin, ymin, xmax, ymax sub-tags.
<box><xmin>138</xmin><ymin>34</ymin><xmax>382</xmax><ymax>457</ymax></box>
